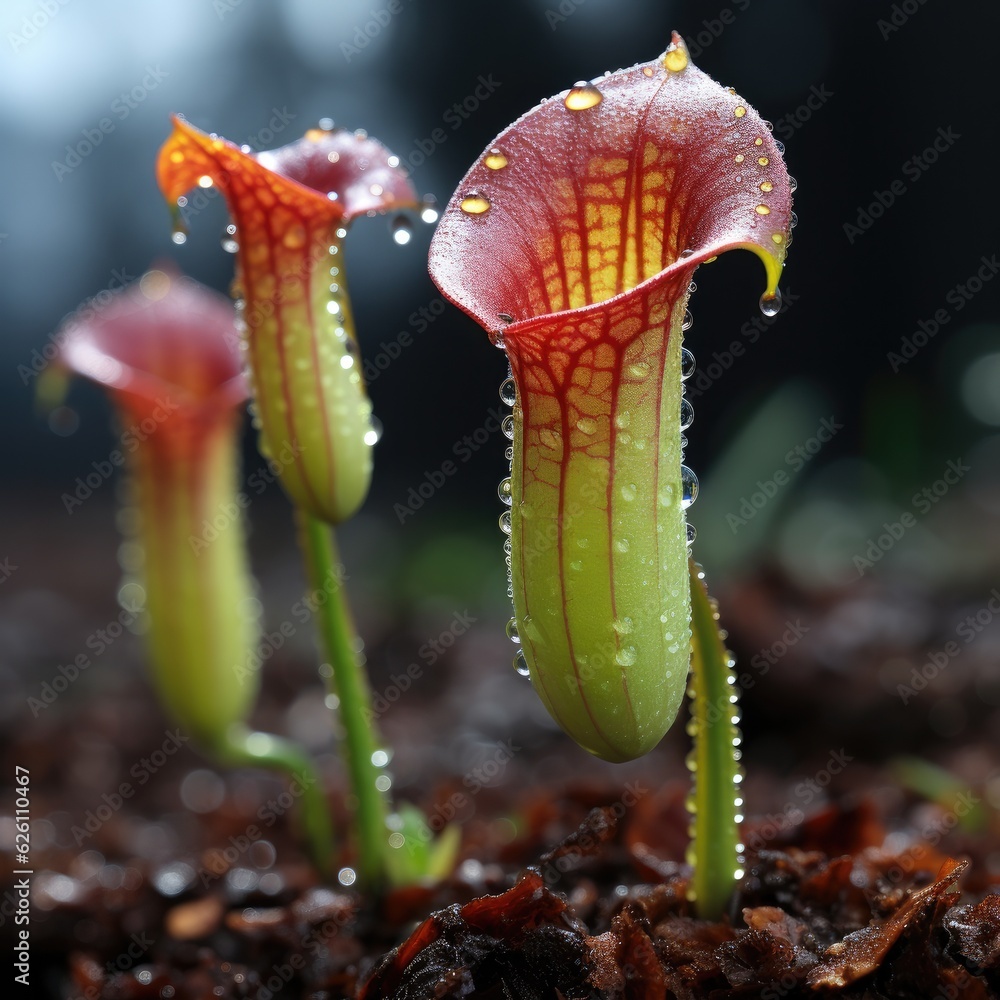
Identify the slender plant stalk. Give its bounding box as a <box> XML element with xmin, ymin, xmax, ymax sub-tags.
<box><xmin>296</xmin><ymin>509</ymin><xmax>389</xmax><ymax>886</ymax></box>
<box><xmin>686</xmin><ymin>557</ymin><xmax>743</xmax><ymax>919</ymax></box>
<box><xmin>217</xmin><ymin>725</ymin><xmax>334</xmax><ymax>877</ymax></box>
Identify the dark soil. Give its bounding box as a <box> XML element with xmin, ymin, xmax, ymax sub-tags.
<box><xmin>5</xmin><ymin>501</ymin><xmax>1000</xmax><ymax>998</ymax></box>
<box><xmin>20</xmin><ymin>771</ymin><xmax>1000</xmax><ymax>998</ymax></box>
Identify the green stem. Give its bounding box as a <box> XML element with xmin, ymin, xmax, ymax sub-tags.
<box><xmin>215</xmin><ymin>725</ymin><xmax>334</xmax><ymax>877</ymax></box>
<box><xmin>296</xmin><ymin>508</ymin><xmax>389</xmax><ymax>886</ymax></box>
<box><xmin>686</xmin><ymin>558</ymin><xmax>743</xmax><ymax>919</ymax></box>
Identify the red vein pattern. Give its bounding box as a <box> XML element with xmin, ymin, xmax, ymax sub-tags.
<box><xmin>430</xmin><ymin>36</ymin><xmax>792</xmax><ymax>761</ymax></box>
<box><xmin>157</xmin><ymin>118</ymin><xmax>419</xmax><ymax>523</ymax></box>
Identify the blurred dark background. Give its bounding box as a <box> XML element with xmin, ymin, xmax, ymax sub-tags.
<box><xmin>3</xmin><ymin>0</ymin><xmax>1000</xmax><ymax>782</ymax></box>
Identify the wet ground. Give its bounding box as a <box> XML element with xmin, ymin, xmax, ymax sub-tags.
<box><xmin>3</xmin><ymin>491</ymin><xmax>999</xmax><ymax>996</ymax></box>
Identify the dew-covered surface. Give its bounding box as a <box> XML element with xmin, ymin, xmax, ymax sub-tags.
<box><xmin>2</xmin><ymin>490</ymin><xmax>1000</xmax><ymax>997</ymax></box>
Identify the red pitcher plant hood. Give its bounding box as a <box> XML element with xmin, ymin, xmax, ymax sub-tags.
<box><xmin>429</xmin><ymin>35</ymin><xmax>792</xmax><ymax>761</ymax></box>
<box><xmin>54</xmin><ymin>267</ymin><xmax>260</xmax><ymax>749</ymax></box>
<box><xmin>58</xmin><ymin>265</ymin><xmax>247</xmax><ymax>438</ymax></box>
<box><xmin>157</xmin><ymin>117</ymin><xmax>419</xmax><ymax>523</ymax></box>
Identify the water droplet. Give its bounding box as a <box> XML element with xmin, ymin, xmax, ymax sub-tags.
<box><xmin>569</xmin><ymin>559</ymin><xmax>583</xmax><ymax>572</ymax></box>
<box><xmin>686</xmin><ymin>522</ymin><xmax>697</xmax><ymax>545</ymax></box>
<box><xmin>615</xmin><ymin>646</ymin><xmax>637</xmax><ymax>667</ymax></box>
<box><xmin>506</xmin><ymin>617</ymin><xmax>520</xmax><ymax>643</ymax></box>
<box><xmin>497</xmin><ymin>312</ymin><xmax>514</xmax><ymax>324</ymax></box>
<box><xmin>197</xmin><ymin>174</ymin><xmax>213</xmax><ymax>188</ymax></box>
<box><xmin>371</xmin><ymin>749</ymin><xmax>390</xmax><ymax>768</ymax></box>
<box><xmin>789</xmin><ymin>175</ymin><xmax>798</xmax><ymax>193</ymax></box>
<box><xmin>575</xmin><ymin>416</ymin><xmax>597</xmax><ymax>435</ymax></box>
<box><xmin>564</xmin><ymin>82</ymin><xmax>603</xmax><ymax>110</ymax></box>
<box><xmin>772</xmin><ymin>233</ymin><xmax>784</xmax><ymax>245</ymax></box>
<box><xmin>614</xmin><ymin>411</ymin><xmax>631</xmax><ymax>430</ymax></box>
<box><xmin>498</xmin><ymin>477</ymin><xmax>513</xmax><ymax>505</ymax></box>
<box><xmin>620</xmin><ymin>483</ymin><xmax>637</xmax><ymax>502</ymax></box>
<box><xmin>499</xmin><ymin>510</ymin><xmax>512</xmax><ymax>534</ymax></box>
<box><xmin>613</xmin><ymin>617</ymin><xmax>634</xmax><ymax>635</ymax></box>
<box><xmin>733</xmin><ymin>106</ymin><xmax>746</xmax><ymax>118</ymax></box>
<box><xmin>614</xmin><ymin>537</ymin><xmax>630</xmax><ymax>554</ymax></box>
<box><xmin>501</xmin><ymin>414</ymin><xmax>515</xmax><ymax>440</ymax></box>
<box><xmin>759</xmin><ymin>180</ymin><xmax>773</xmax><ymax>193</ymax></box>
<box><xmin>337</xmin><ymin>867</ymin><xmax>357</xmax><ymax>886</ymax></box>
<box><xmin>681</xmin><ymin>309</ymin><xmax>693</xmax><ymax>331</ymax></box>
<box><xmin>420</xmin><ymin>197</ymin><xmax>439</xmax><ymax>224</ymax></box>
<box><xmin>363</xmin><ymin>416</ymin><xmax>383</xmax><ymax>446</ymax></box>
<box><xmin>505</xmin><ymin>445</ymin><xmax>514</xmax><ymax>462</ymax></box>
<box><xmin>790</xmin><ymin>211</ymin><xmax>799</xmax><ymax>229</ymax></box>
<box><xmin>626</xmin><ymin>361</ymin><xmax>650</xmax><ymax>380</ymax></box>
<box><xmin>755</xmin><ymin>204</ymin><xmax>770</xmax><ymax>216</ymax></box>
<box><xmin>681</xmin><ymin>466</ymin><xmax>699</xmax><ymax>509</ymax></box>
<box><xmin>681</xmin><ymin>348</ymin><xmax>695</xmax><ymax>380</ymax></box>
<box><xmin>460</xmin><ymin>193</ymin><xmax>491</xmax><ymax>215</ymax></box>
<box><xmin>680</xmin><ymin>399</ymin><xmax>694</xmax><ymax>430</ymax></box>
<box><xmin>484</xmin><ymin>148</ymin><xmax>508</xmax><ymax>170</ymax></box>
<box><xmin>513</xmin><ymin>649</ymin><xmax>530</xmax><ymax>677</ymax></box>
<box><xmin>169</xmin><ymin>202</ymin><xmax>189</xmax><ymax>245</ymax></box>
<box><xmin>757</xmin><ymin>156</ymin><xmax>770</xmax><ymax>166</ymax></box>
<box><xmin>734</xmin><ymin>153</ymin><xmax>745</xmax><ymax>164</ymax></box>
<box><xmin>490</xmin><ymin>329</ymin><xmax>505</xmax><ymax>350</ymax></box>
<box><xmin>775</xmin><ymin>140</ymin><xmax>785</xmax><ymax>154</ymax></box>
<box><xmin>759</xmin><ymin>289</ymin><xmax>782</xmax><ymax>317</ymax></box>
<box><xmin>499</xmin><ymin>377</ymin><xmax>516</xmax><ymax>406</ymax></box>
<box><xmin>390</xmin><ymin>216</ymin><xmax>413</xmax><ymax>245</ymax></box>
<box><xmin>221</xmin><ymin>223</ymin><xmax>239</xmax><ymax>253</ymax></box>
<box><xmin>642</xmin><ymin>65</ymin><xmax>655</xmax><ymax>77</ymax></box>
<box><xmin>679</xmin><ymin>248</ymin><xmax>694</xmax><ymax>259</ymax></box>
<box><xmin>663</xmin><ymin>45</ymin><xmax>688</xmax><ymax>72</ymax></box>
<box><xmin>754</xmin><ymin>137</ymin><xmax>764</xmax><ymax>146</ymax></box>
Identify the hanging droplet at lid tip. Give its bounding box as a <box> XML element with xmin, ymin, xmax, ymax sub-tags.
<box><xmin>759</xmin><ymin>288</ymin><xmax>782</xmax><ymax>317</ymax></box>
